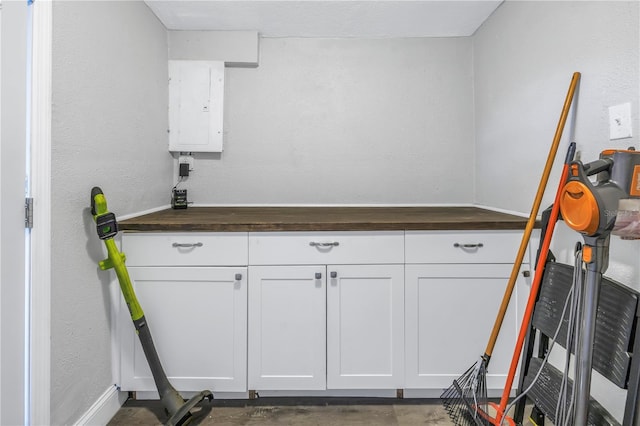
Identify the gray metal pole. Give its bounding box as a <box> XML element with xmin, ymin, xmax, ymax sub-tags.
<box><xmin>573</xmin><ymin>239</ymin><xmax>606</xmax><ymax>425</ymax></box>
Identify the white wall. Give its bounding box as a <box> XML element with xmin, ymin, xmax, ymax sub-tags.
<box><xmin>475</xmin><ymin>0</ymin><xmax>640</xmax><ymax>285</ymax></box>
<box><xmin>168</xmin><ymin>30</ymin><xmax>259</xmax><ymax>66</ymax></box>
<box><xmin>474</xmin><ymin>1</ymin><xmax>639</xmax><ymax>213</ymax></box>
<box><xmin>474</xmin><ymin>1</ymin><xmax>640</xmax><ymax>421</ymax></box>
<box><xmin>51</xmin><ymin>2</ymin><xmax>170</xmax><ymax>424</ymax></box>
<box><xmin>180</xmin><ymin>37</ymin><xmax>475</xmax><ymax>205</ymax></box>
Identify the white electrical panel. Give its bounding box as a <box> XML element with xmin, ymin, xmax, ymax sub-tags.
<box><xmin>168</xmin><ymin>60</ymin><xmax>224</xmax><ymax>152</ymax></box>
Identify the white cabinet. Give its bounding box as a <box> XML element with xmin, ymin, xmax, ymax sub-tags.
<box><xmin>248</xmin><ymin>231</ymin><xmax>404</xmax><ymax>265</ymax></box>
<box><xmin>404</xmin><ymin>231</ymin><xmax>529</xmax><ymax>393</ymax></box>
<box><xmin>404</xmin><ymin>263</ymin><xmax>528</xmax><ymax>391</ymax></box>
<box><xmin>121</xmin><ymin>267</ymin><xmax>247</xmax><ymax>392</ymax></box>
<box><xmin>119</xmin><ymin>232</ymin><xmax>248</xmax><ymax>393</ymax></box>
<box><xmin>405</xmin><ymin>230</ymin><xmax>525</xmax><ymax>264</ymax></box>
<box><xmin>116</xmin><ymin>227</ymin><xmax>530</xmax><ymax>397</ymax></box>
<box><xmin>327</xmin><ymin>264</ymin><xmax>404</xmax><ymax>389</ymax></box>
<box><xmin>123</xmin><ymin>232</ymin><xmax>247</xmax><ymax>266</ymax></box>
<box><xmin>168</xmin><ymin>60</ymin><xmax>224</xmax><ymax>152</ymax></box>
<box><xmin>248</xmin><ymin>265</ymin><xmax>327</xmax><ymax>391</ymax></box>
<box><xmin>247</xmin><ymin>231</ymin><xmax>405</xmax><ymax>391</ymax></box>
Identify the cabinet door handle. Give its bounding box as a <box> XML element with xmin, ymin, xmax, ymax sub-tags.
<box><xmin>315</xmin><ymin>272</ymin><xmax>322</xmax><ymax>279</ymax></box>
<box><xmin>330</xmin><ymin>271</ymin><xmax>337</xmax><ymax>278</ymax></box>
<box><xmin>172</xmin><ymin>242</ymin><xmax>203</xmax><ymax>248</ymax></box>
<box><xmin>453</xmin><ymin>243</ymin><xmax>484</xmax><ymax>249</ymax></box>
<box><xmin>235</xmin><ymin>273</ymin><xmax>243</xmax><ymax>281</ymax></box>
<box><xmin>309</xmin><ymin>241</ymin><xmax>340</xmax><ymax>247</ymax></box>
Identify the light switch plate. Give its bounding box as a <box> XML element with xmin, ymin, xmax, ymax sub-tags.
<box><xmin>609</xmin><ymin>103</ymin><xmax>632</xmax><ymax>140</ymax></box>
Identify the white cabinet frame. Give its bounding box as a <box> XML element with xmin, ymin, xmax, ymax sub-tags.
<box><xmin>119</xmin><ymin>266</ymin><xmax>247</xmax><ymax>393</ymax></box>
<box><xmin>404</xmin><ymin>263</ymin><xmax>528</xmax><ymax>391</ymax></box>
<box><xmin>326</xmin><ymin>264</ymin><xmax>404</xmax><ymax>389</ymax></box>
<box><xmin>248</xmin><ymin>265</ymin><xmax>327</xmax><ymax>391</ymax></box>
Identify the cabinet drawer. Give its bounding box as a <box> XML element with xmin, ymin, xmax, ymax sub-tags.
<box><xmin>405</xmin><ymin>230</ymin><xmax>524</xmax><ymax>264</ymax></box>
<box><xmin>249</xmin><ymin>231</ymin><xmax>404</xmax><ymax>265</ymax></box>
<box><xmin>122</xmin><ymin>232</ymin><xmax>248</xmax><ymax>266</ymax></box>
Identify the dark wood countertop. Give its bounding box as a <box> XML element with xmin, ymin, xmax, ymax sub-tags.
<box><xmin>118</xmin><ymin>206</ymin><xmax>531</xmax><ymax>232</ymax></box>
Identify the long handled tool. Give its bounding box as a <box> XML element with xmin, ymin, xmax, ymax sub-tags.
<box><xmin>487</xmin><ymin>141</ymin><xmax>577</xmax><ymax>425</ymax></box>
<box><xmin>91</xmin><ymin>187</ymin><xmax>213</xmax><ymax>426</ymax></box>
<box><xmin>441</xmin><ymin>72</ymin><xmax>581</xmax><ymax>425</ymax></box>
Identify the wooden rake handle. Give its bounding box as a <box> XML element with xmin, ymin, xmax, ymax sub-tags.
<box><xmin>483</xmin><ymin>72</ymin><xmax>581</xmax><ymax>360</ymax></box>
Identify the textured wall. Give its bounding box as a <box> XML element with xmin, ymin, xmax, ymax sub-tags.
<box><xmin>474</xmin><ymin>1</ymin><xmax>640</xmax><ymax>285</ymax></box>
<box><xmin>474</xmin><ymin>1</ymin><xmax>639</xmax><ymax>213</ymax></box>
<box><xmin>177</xmin><ymin>37</ymin><xmax>475</xmax><ymax>206</ymax></box>
<box><xmin>168</xmin><ymin>30</ymin><xmax>259</xmax><ymax>66</ymax></box>
<box><xmin>474</xmin><ymin>1</ymin><xmax>640</xmax><ymax>422</ymax></box>
<box><xmin>50</xmin><ymin>2</ymin><xmax>170</xmax><ymax>423</ymax></box>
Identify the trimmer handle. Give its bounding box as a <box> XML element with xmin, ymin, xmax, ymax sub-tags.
<box><xmin>91</xmin><ymin>186</ymin><xmax>104</xmax><ymax>216</ymax></box>
<box><xmin>90</xmin><ymin>187</ymin><xmax>118</xmax><ymax>240</ymax></box>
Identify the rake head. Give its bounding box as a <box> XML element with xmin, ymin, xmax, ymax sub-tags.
<box><xmin>441</xmin><ymin>357</ymin><xmax>516</xmax><ymax>426</ymax></box>
<box><xmin>441</xmin><ymin>358</ymin><xmax>489</xmax><ymax>426</ymax></box>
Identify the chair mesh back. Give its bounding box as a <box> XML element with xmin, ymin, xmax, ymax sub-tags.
<box><xmin>531</xmin><ymin>262</ymin><xmax>638</xmax><ymax>389</ymax></box>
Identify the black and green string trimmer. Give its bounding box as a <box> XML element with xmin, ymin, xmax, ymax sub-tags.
<box><xmin>91</xmin><ymin>187</ymin><xmax>213</xmax><ymax>426</ymax></box>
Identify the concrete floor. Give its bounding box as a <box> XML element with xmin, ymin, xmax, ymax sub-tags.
<box><xmin>108</xmin><ymin>398</ymin><xmax>537</xmax><ymax>425</ymax></box>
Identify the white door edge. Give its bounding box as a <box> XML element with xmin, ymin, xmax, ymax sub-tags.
<box><xmin>0</xmin><ymin>1</ymin><xmax>28</xmax><ymax>424</ymax></box>
<box><xmin>29</xmin><ymin>1</ymin><xmax>52</xmax><ymax>424</ymax></box>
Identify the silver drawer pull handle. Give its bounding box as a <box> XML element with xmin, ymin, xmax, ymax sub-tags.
<box><xmin>235</xmin><ymin>273</ymin><xmax>243</xmax><ymax>281</ymax></box>
<box><xmin>172</xmin><ymin>242</ymin><xmax>203</xmax><ymax>248</ymax></box>
<box><xmin>315</xmin><ymin>272</ymin><xmax>322</xmax><ymax>279</ymax></box>
<box><xmin>454</xmin><ymin>243</ymin><xmax>484</xmax><ymax>249</ymax></box>
<box><xmin>309</xmin><ymin>241</ymin><xmax>340</xmax><ymax>247</ymax></box>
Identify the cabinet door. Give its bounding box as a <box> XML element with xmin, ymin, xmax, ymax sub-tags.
<box><xmin>326</xmin><ymin>264</ymin><xmax>404</xmax><ymax>389</ymax></box>
<box><xmin>120</xmin><ymin>267</ymin><xmax>247</xmax><ymax>392</ymax></box>
<box><xmin>248</xmin><ymin>265</ymin><xmax>326</xmax><ymax>390</ymax></box>
<box><xmin>404</xmin><ymin>263</ymin><xmax>527</xmax><ymax>391</ymax></box>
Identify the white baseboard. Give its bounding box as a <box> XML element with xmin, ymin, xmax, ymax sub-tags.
<box><xmin>73</xmin><ymin>385</ymin><xmax>127</xmax><ymax>426</ymax></box>
<box><xmin>117</xmin><ymin>204</ymin><xmax>171</xmax><ymax>221</ymax></box>
<box><xmin>473</xmin><ymin>203</ymin><xmax>529</xmax><ymax>218</ymax></box>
